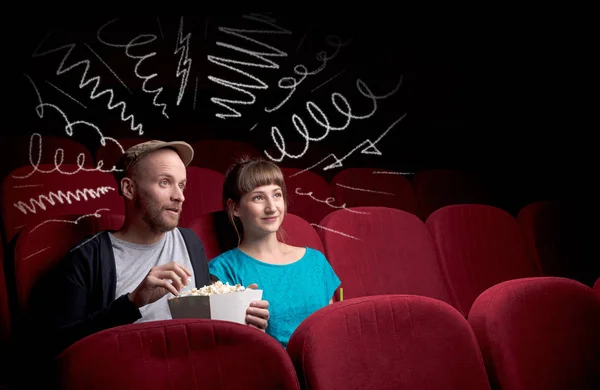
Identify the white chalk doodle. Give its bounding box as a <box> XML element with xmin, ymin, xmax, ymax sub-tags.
<box><xmin>97</xmin><ymin>18</ymin><xmax>169</xmax><ymax>119</ymax></box>
<box><xmin>46</xmin><ymin>81</ymin><xmax>88</xmax><ymax>109</ymax></box>
<box><xmin>207</xmin><ymin>13</ymin><xmax>292</xmax><ymax>119</ymax></box>
<box><xmin>372</xmin><ymin>171</ymin><xmax>414</xmax><ymax>175</ymax></box>
<box><xmin>310</xmin><ymin>224</ymin><xmax>361</xmax><ymax>241</ymax></box>
<box><xmin>175</xmin><ymin>16</ymin><xmax>192</xmax><ymax>106</ymax></box>
<box><xmin>288</xmin><ymin>113</ymin><xmax>407</xmax><ymax>178</ymax></box>
<box><xmin>20</xmin><ymin>74</ymin><xmax>125</xmax><ymax>178</ymax></box>
<box><xmin>335</xmin><ymin>183</ymin><xmax>395</xmax><ymax>196</ymax></box>
<box><xmin>29</xmin><ymin>207</ymin><xmax>111</xmax><ymax>233</ymax></box>
<box><xmin>13</xmin><ymin>186</ymin><xmax>116</xmax><ymax>216</ymax></box>
<box><xmin>294</xmin><ymin>187</ymin><xmax>369</xmax><ymax>214</ymax></box>
<box><xmin>264</xmin><ymin>77</ymin><xmax>404</xmax><ymax>163</ymax></box>
<box><xmin>32</xmin><ymin>31</ymin><xmax>144</xmax><ymax>134</ymax></box>
<box><xmin>23</xmin><ymin>246</ymin><xmax>52</xmax><ymax>261</ymax></box>
<box><xmin>265</xmin><ymin>35</ymin><xmax>352</xmax><ymax>113</ymax></box>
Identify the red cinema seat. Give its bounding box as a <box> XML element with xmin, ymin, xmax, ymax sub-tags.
<box><xmin>518</xmin><ymin>200</ymin><xmax>597</xmax><ymax>287</ymax></box>
<box><xmin>280</xmin><ymin>168</ymin><xmax>335</xmax><ymax>225</ymax></box>
<box><xmin>469</xmin><ymin>277</ymin><xmax>600</xmax><ymax>390</ymax></box>
<box><xmin>178</xmin><ymin>167</ymin><xmax>225</xmax><ymax>228</ymax></box>
<box><xmin>330</xmin><ymin>168</ymin><xmax>419</xmax><ymax>215</ymax></box>
<box><xmin>426</xmin><ymin>204</ymin><xmax>539</xmax><ymax>315</ymax></box>
<box><xmin>190</xmin><ymin>140</ymin><xmax>263</xmax><ymax>173</ymax></box>
<box><xmin>13</xmin><ymin>212</ymin><xmax>124</xmax><ymax>313</ymax></box>
<box><xmin>317</xmin><ymin>207</ymin><xmax>454</xmax><ymax>306</ymax></box>
<box><xmin>413</xmin><ymin>169</ymin><xmax>492</xmax><ymax>220</ymax></box>
<box><xmin>287</xmin><ymin>295</ymin><xmax>491</xmax><ymax>390</ymax></box>
<box><xmin>56</xmin><ymin>319</ymin><xmax>300</xmax><ymax>390</ymax></box>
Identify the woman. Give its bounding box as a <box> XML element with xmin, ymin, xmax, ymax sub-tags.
<box><xmin>208</xmin><ymin>157</ymin><xmax>340</xmax><ymax>348</ymax></box>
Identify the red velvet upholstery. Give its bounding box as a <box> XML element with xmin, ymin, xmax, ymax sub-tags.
<box><xmin>317</xmin><ymin>207</ymin><xmax>454</xmax><ymax>306</ymax></box>
<box><xmin>280</xmin><ymin>168</ymin><xmax>335</xmax><ymax>225</ymax></box>
<box><xmin>13</xmin><ymin>213</ymin><xmax>124</xmax><ymax>312</ymax></box>
<box><xmin>594</xmin><ymin>277</ymin><xmax>600</xmax><ymax>299</ymax></box>
<box><xmin>178</xmin><ymin>167</ymin><xmax>225</xmax><ymax>228</ymax></box>
<box><xmin>0</xmin><ymin>235</ymin><xmax>10</xmax><ymax>347</ymax></box>
<box><xmin>190</xmin><ymin>140</ymin><xmax>263</xmax><ymax>173</ymax></box>
<box><xmin>426</xmin><ymin>204</ymin><xmax>539</xmax><ymax>315</ymax></box>
<box><xmin>518</xmin><ymin>201</ymin><xmax>598</xmax><ymax>287</ymax></box>
<box><xmin>287</xmin><ymin>295</ymin><xmax>491</xmax><ymax>390</ymax></box>
<box><xmin>57</xmin><ymin>319</ymin><xmax>300</xmax><ymax>390</ymax></box>
<box><xmin>189</xmin><ymin>211</ymin><xmax>323</xmax><ymax>261</ymax></box>
<box><xmin>1</xmin><ymin>164</ymin><xmax>124</xmax><ymax>242</ymax></box>
<box><xmin>469</xmin><ymin>277</ymin><xmax>600</xmax><ymax>390</ymax></box>
<box><xmin>330</xmin><ymin>168</ymin><xmax>419</xmax><ymax>215</ymax></box>
<box><xmin>413</xmin><ymin>169</ymin><xmax>492</xmax><ymax>219</ymax></box>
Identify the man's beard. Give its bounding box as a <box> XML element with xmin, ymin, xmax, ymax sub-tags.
<box><xmin>135</xmin><ymin>194</ymin><xmax>180</xmax><ymax>233</ymax></box>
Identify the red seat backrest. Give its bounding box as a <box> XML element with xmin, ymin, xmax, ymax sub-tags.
<box><xmin>330</xmin><ymin>168</ymin><xmax>419</xmax><ymax>215</ymax></box>
<box><xmin>518</xmin><ymin>201</ymin><xmax>597</xmax><ymax>286</ymax></box>
<box><xmin>280</xmin><ymin>168</ymin><xmax>335</xmax><ymax>225</ymax></box>
<box><xmin>426</xmin><ymin>204</ymin><xmax>539</xmax><ymax>315</ymax></box>
<box><xmin>56</xmin><ymin>319</ymin><xmax>300</xmax><ymax>390</ymax></box>
<box><xmin>287</xmin><ymin>295</ymin><xmax>491</xmax><ymax>390</ymax></box>
<box><xmin>190</xmin><ymin>140</ymin><xmax>263</xmax><ymax>173</ymax></box>
<box><xmin>13</xmin><ymin>213</ymin><xmax>124</xmax><ymax>312</ymax></box>
<box><xmin>469</xmin><ymin>277</ymin><xmax>600</xmax><ymax>390</ymax></box>
<box><xmin>317</xmin><ymin>206</ymin><xmax>454</xmax><ymax>306</ymax></box>
<box><xmin>178</xmin><ymin>167</ymin><xmax>225</xmax><ymax>228</ymax></box>
<box><xmin>413</xmin><ymin>169</ymin><xmax>492</xmax><ymax>219</ymax></box>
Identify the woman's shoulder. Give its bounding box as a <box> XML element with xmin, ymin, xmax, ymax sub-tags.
<box><xmin>284</xmin><ymin>244</ymin><xmax>326</xmax><ymax>261</ymax></box>
<box><xmin>209</xmin><ymin>248</ymin><xmax>245</xmax><ymax>266</ymax></box>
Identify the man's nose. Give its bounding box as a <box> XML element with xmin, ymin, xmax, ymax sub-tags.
<box><xmin>172</xmin><ymin>186</ymin><xmax>185</xmax><ymax>202</ymax></box>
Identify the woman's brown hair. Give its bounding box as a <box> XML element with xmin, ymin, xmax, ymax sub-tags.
<box><xmin>223</xmin><ymin>156</ymin><xmax>288</xmax><ymax>245</ymax></box>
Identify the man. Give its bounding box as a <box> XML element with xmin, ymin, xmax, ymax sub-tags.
<box><xmin>32</xmin><ymin>140</ymin><xmax>270</xmax><ymax>357</ymax></box>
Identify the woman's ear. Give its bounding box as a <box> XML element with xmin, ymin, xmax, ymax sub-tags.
<box><xmin>227</xmin><ymin>198</ymin><xmax>240</xmax><ymax>217</ymax></box>
<box><xmin>121</xmin><ymin>178</ymin><xmax>135</xmax><ymax>200</ymax></box>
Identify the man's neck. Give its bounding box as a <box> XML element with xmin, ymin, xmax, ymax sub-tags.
<box><xmin>113</xmin><ymin>221</ymin><xmax>167</xmax><ymax>245</ymax></box>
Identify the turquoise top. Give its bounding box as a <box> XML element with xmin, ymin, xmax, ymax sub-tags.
<box><xmin>208</xmin><ymin>247</ymin><xmax>341</xmax><ymax>348</ymax></box>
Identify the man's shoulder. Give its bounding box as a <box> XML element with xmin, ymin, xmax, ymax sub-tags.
<box><xmin>69</xmin><ymin>230</ymin><xmax>111</xmax><ymax>253</ymax></box>
<box><xmin>175</xmin><ymin>227</ymin><xmax>202</xmax><ymax>245</ymax></box>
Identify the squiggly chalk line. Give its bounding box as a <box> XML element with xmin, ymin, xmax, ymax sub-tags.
<box><xmin>265</xmin><ymin>77</ymin><xmax>404</xmax><ymax>163</ymax></box>
<box><xmin>13</xmin><ymin>186</ymin><xmax>116</xmax><ymax>215</ymax></box>
<box><xmin>294</xmin><ymin>187</ymin><xmax>370</xmax><ymax>214</ymax></box>
<box><xmin>19</xmin><ymin>74</ymin><xmax>125</xmax><ymax>178</ymax></box>
<box><xmin>32</xmin><ymin>31</ymin><xmax>144</xmax><ymax>134</ymax></box>
<box><xmin>97</xmin><ymin>19</ymin><xmax>169</xmax><ymax>118</ymax></box>
<box><xmin>207</xmin><ymin>13</ymin><xmax>292</xmax><ymax>119</ymax></box>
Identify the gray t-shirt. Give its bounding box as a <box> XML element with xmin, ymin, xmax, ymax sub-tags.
<box><xmin>109</xmin><ymin>229</ymin><xmax>195</xmax><ymax>323</ymax></box>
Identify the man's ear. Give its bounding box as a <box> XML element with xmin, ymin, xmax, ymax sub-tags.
<box><xmin>227</xmin><ymin>198</ymin><xmax>240</xmax><ymax>217</ymax></box>
<box><xmin>121</xmin><ymin>178</ymin><xmax>135</xmax><ymax>200</ymax></box>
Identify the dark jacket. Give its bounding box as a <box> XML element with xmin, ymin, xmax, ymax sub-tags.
<box><xmin>29</xmin><ymin>228</ymin><xmax>210</xmax><ymax>358</ymax></box>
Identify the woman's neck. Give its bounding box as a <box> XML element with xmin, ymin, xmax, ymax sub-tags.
<box><xmin>238</xmin><ymin>232</ymin><xmax>285</xmax><ymax>261</ymax></box>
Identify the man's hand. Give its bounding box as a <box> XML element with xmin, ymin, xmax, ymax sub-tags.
<box><xmin>245</xmin><ymin>283</ymin><xmax>270</xmax><ymax>331</ymax></box>
<box><xmin>128</xmin><ymin>262</ymin><xmax>192</xmax><ymax>308</ymax></box>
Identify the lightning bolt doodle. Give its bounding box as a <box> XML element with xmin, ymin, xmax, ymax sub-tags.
<box><xmin>175</xmin><ymin>16</ymin><xmax>192</xmax><ymax>106</ymax></box>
